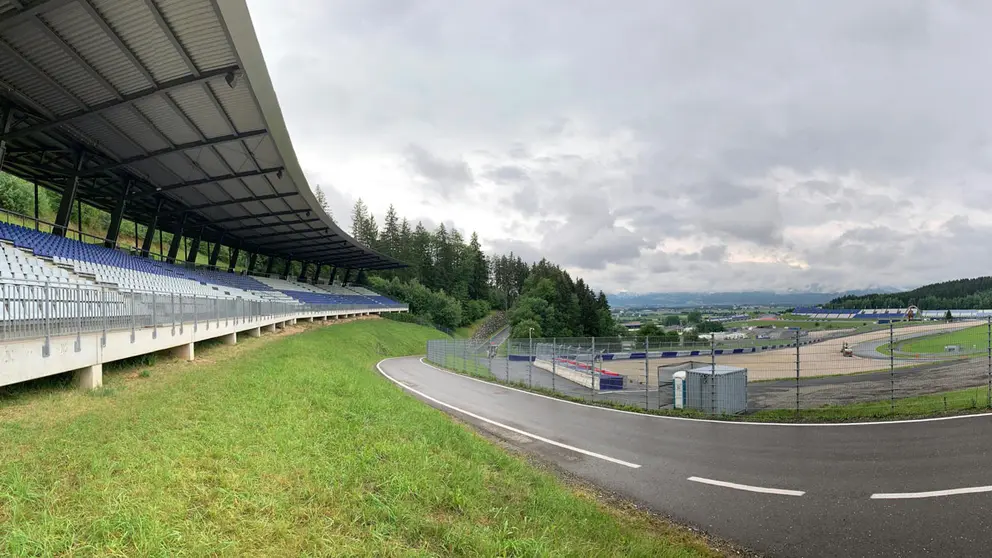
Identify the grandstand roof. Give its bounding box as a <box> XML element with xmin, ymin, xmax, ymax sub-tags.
<box><xmin>0</xmin><ymin>0</ymin><xmax>401</xmax><ymax>270</ymax></box>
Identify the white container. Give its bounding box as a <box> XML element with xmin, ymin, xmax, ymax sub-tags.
<box><xmin>685</xmin><ymin>364</ymin><xmax>748</xmax><ymax>415</ymax></box>
<box><xmin>673</xmin><ymin>371</ymin><xmax>686</xmax><ymax>409</ymax></box>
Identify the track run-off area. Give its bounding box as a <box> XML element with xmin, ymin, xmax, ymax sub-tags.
<box><xmin>378</xmin><ymin>355</ymin><xmax>992</xmax><ymax>557</ymax></box>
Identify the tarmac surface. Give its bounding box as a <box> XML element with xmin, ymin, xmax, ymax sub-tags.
<box><xmin>380</xmin><ymin>356</ymin><xmax>992</xmax><ymax>557</ymax></box>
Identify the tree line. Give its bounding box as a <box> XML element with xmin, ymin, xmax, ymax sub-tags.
<box><xmin>349</xmin><ymin>198</ymin><xmax>617</xmax><ymax>336</ymax></box>
<box><xmin>827</xmin><ymin>277</ymin><xmax>992</xmax><ymax>310</ymax></box>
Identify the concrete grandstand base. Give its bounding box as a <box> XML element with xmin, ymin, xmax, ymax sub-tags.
<box><xmin>72</xmin><ymin>364</ymin><xmax>102</xmax><ymax>391</ymax></box>
<box><xmin>1</xmin><ymin>308</ymin><xmax>404</xmax><ymax>391</ymax></box>
<box><xmin>246</xmin><ymin>327</ymin><xmax>261</xmax><ymax>338</ymax></box>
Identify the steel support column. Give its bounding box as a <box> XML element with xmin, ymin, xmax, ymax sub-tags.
<box><xmin>166</xmin><ymin>213</ymin><xmax>188</xmax><ymax>263</ymax></box>
<box><xmin>247</xmin><ymin>252</ymin><xmax>258</xmax><ymax>274</ymax></box>
<box><xmin>328</xmin><ymin>266</ymin><xmax>338</xmax><ymax>285</ymax></box>
<box><xmin>103</xmin><ymin>181</ymin><xmax>132</xmax><ymax>248</ymax></box>
<box><xmin>297</xmin><ymin>261</ymin><xmax>310</xmax><ymax>282</ymax></box>
<box><xmin>208</xmin><ymin>233</ymin><xmax>225</xmax><ymax>268</ymax></box>
<box><xmin>228</xmin><ymin>241</ymin><xmax>241</xmax><ymax>273</ymax></box>
<box><xmin>282</xmin><ymin>258</ymin><xmax>292</xmax><ymax>280</ymax></box>
<box><xmin>0</xmin><ymin>103</ymin><xmax>10</xmax><ymax>171</ymax></box>
<box><xmin>264</xmin><ymin>257</ymin><xmax>275</xmax><ymax>275</ymax></box>
<box><xmin>140</xmin><ymin>199</ymin><xmax>164</xmax><ymax>257</ymax></box>
<box><xmin>53</xmin><ymin>150</ymin><xmax>86</xmax><ymax>237</ymax></box>
<box><xmin>186</xmin><ymin>228</ymin><xmax>203</xmax><ymax>263</ymax></box>
<box><xmin>312</xmin><ymin>264</ymin><xmax>323</xmax><ymax>284</ymax></box>
<box><xmin>341</xmin><ymin>268</ymin><xmax>352</xmax><ymax>285</ymax></box>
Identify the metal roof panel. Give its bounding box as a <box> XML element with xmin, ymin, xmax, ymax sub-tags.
<box><xmin>157</xmin><ymin>0</ymin><xmax>236</xmax><ymax>71</ymax></box>
<box><xmin>90</xmin><ymin>0</ymin><xmax>189</xmax><ymax>83</ymax></box>
<box><xmin>41</xmin><ymin>2</ymin><xmax>152</xmax><ymax>95</ymax></box>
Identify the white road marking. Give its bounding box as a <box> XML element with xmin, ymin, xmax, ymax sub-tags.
<box><xmin>687</xmin><ymin>476</ymin><xmax>806</xmax><ymax>496</ymax></box>
<box><xmin>412</xmin><ymin>358</ymin><xmax>992</xmax><ymax>428</ymax></box>
<box><xmin>871</xmin><ymin>485</ymin><xmax>992</xmax><ymax>499</ymax></box>
<box><xmin>376</xmin><ymin>361</ymin><xmax>642</xmax><ymax>469</ymax></box>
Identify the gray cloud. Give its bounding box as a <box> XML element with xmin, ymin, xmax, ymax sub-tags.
<box><xmin>251</xmin><ymin>0</ymin><xmax>992</xmax><ymax>293</ymax></box>
<box><xmin>404</xmin><ymin>144</ymin><xmax>475</xmax><ymax>199</ymax></box>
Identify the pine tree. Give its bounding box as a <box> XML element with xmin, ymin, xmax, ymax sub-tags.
<box><xmin>351</xmin><ymin>198</ymin><xmax>369</xmax><ymax>243</ymax></box>
<box><xmin>314</xmin><ymin>185</ymin><xmax>329</xmax><ymax>215</ymax></box>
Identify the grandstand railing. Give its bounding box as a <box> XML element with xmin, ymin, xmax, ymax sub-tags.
<box><xmin>0</xmin><ymin>280</ymin><xmax>407</xmax><ymax>346</ymax></box>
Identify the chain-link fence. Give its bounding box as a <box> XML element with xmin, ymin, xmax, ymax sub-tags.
<box><xmin>426</xmin><ymin>319</ymin><xmax>992</xmax><ymax>418</ymax></box>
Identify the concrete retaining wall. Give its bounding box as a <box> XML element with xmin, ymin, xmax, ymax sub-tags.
<box><xmin>0</xmin><ymin>307</ymin><xmax>404</xmax><ymax>389</ymax></box>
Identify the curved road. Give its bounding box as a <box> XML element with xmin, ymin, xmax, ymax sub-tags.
<box><xmin>379</xmin><ymin>356</ymin><xmax>992</xmax><ymax>557</ymax></box>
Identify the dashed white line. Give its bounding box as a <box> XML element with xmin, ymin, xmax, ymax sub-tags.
<box><xmin>688</xmin><ymin>476</ymin><xmax>806</xmax><ymax>496</ymax></box>
<box><xmin>871</xmin><ymin>485</ymin><xmax>992</xmax><ymax>499</ymax></box>
<box><xmin>376</xmin><ymin>360</ymin><xmax>642</xmax><ymax>469</ymax></box>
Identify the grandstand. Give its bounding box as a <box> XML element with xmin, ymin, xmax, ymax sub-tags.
<box><xmin>0</xmin><ymin>0</ymin><xmax>408</xmax><ymax>391</ymax></box>
<box><xmin>793</xmin><ymin>307</ymin><xmax>992</xmax><ymax>320</ymax></box>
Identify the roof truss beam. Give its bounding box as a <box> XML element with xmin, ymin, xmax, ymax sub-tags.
<box><xmin>158</xmin><ymin>191</ymin><xmax>298</xmax><ymax>215</ymax></box>
<box><xmin>80</xmin><ymin>130</ymin><xmax>266</xmax><ymax>176</ymax></box>
<box><xmin>132</xmin><ymin>166</ymin><xmax>283</xmax><ymax>198</ymax></box>
<box><xmin>0</xmin><ymin>65</ymin><xmax>240</xmax><ymax>142</ymax></box>
<box><xmin>223</xmin><ymin>217</ymin><xmax>322</xmax><ymax>232</ymax></box>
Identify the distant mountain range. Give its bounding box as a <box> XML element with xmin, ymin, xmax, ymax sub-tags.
<box><xmin>608</xmin><ymin>288</ymin><xmax>905</xmax><ymax>308</ymax></box>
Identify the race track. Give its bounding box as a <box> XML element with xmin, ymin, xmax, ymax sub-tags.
<box><xmin>379</xmin><ymin>356</ymin><xmax>992</xmax><ymax>557</ymax></box>
<box><xmin>607</xmin><ymin>321</ymin><xmax>978</xmax><ymax>382</ymax></box>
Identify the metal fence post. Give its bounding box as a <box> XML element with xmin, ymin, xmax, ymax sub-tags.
<box><xmin>889</xmin><ymin>322</ymin><xmax>895</xmax><ymax>411</ymax></box>
<box><xmin>42</xmin><ymin>282</ymin><xmax>50</xmax><ymax>357</ymax></box>
<box><xmin>74</xmin><ymin>284</ymin><xmax>81</xmax><ymax>352</ymax></box>
<box><xmin>551</xmin><ymin>337</ymin><xmax>556</xmax><ymax>393</ymax></box>
<box><xmin>528</xmin><ymin>335</ymin><xmax>533</xmax><ymax>387</ymax></box>
<box><xmin>644</xmin><ymin>336</ymin><xmax>650</xmax><ymax>410</ymax></box>
<box><xmin>152</xmin><ymin>291</ymin><xmax>157</xmax><ymax>339</ymax></box>
<box><xmin>171</xmin><ymin>292</ymin><xmax>175</xmax><ymax>336</ymax></box>
<box><xmin>129</xmin><ymin>292</ymin><xmax>136</xmax><ymax>343</ymax></box>
<box><xmin>462</xmin><ymin>340</ymin><xmax>468</xmax><ymax>374</ymax></box>
<box><xmin>505</xmin><ymin>340</ymin><xmax>510</xmax><ymax>383</ymax></box>
<box><xmin>987</xmin><ymin>316</ymin><xmax>991</xmax><ymax>408</ymax></box>
<box><xmin>795</xmin><ymin>328</ymin><xmax>801</xmax><ymax>415</ymax></box>
<box><xmin>193</xmin><ymin>294</ymin><xmax>198</xmax><ymax>333</ymax></box>
<box><xmin>591</xmin><ymin>337</ymin><xmax>597</xmax><ymax>401</ymax></box>
<box><xmin>710</xmin><ymin>333</ymin><xmax>716</xmax><ymax>415</ymax></box>
<box><xmin>100</xmin><ymin>287</ymin><xmax>106</xmax><ymax>348</ymax></box>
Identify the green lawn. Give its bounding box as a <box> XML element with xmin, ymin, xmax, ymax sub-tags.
<box><xmin>747</xmin><ymin>384</ymin><xmax>992</xmax><ymax>422</ymax></box>
<box><xmin>453</xmin><ymin>311</ymin><xmax>498</xmax><ymax>339</ymax></box>
<box><xmin>0</xmin><ymin>319</ymin><xmax>716</xmax><ymax>557</ymax></box>
<box><xmin>895</xmin><ymin>324</ymin><xmax>989</xmax><ymax>355</ymax></box>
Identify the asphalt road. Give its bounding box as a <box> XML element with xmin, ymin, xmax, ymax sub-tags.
<box><xmin>379</xmin><ymin>356</ymin><xmax>992</xmax><ymax>558</ymax></box>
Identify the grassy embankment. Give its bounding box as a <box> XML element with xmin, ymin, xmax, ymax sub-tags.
<box><xmin>0</xmin><ymin>319</ymin><xmax>718</xmax><ymax>557</ymax></box>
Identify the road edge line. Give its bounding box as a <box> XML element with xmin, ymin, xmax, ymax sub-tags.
<box><xmin>375</xmin><ymin>358</ymin><xmax>642</xmax><ymax>469</ymax></box>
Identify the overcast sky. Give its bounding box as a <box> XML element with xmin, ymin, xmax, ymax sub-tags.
<box><xmin>246</xmin><ymin>0</ymin><xmax>992</xmax><ymax>294</ymax></box>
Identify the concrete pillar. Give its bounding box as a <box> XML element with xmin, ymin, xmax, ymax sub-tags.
<box><xmin>72</xmin><ymin>363</ymin><xmax>102</xmax><ymax>390</ymax></box>
<box><xmin>221</xmin><ymin>332</ymin><xmax>237</xmax><ymax>345</ymax></box>
<box><xmin>246</xmin><ymin>327</ymin><xmax>261</xmax><ymax>338</ymax></box>
<box><xmin>263</xmin><ymin>323</ymin><xmax>276</xmax><ymax>333</ymax></box>
<box><xmin>305</xmin><ymin>316</ymin><xmax>314</xmax><ymax>322</ymax></box>
<box><xmin>170</xmin><ymin>342</ymin><xmax>194</xmax><ymax>361</ymax></box>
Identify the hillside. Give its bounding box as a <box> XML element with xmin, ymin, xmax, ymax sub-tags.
<box><xmin>827</xmin><ymin>277</ymin><xmax>992</xmax><ymax>309</ymax></box>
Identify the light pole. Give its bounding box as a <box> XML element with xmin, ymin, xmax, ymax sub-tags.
<box><xmin>528</xmin><ymin>327</ymin><xmax>534</xmax><ymax>387</ymax></box>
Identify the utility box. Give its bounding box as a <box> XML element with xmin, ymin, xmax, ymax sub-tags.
<box><xmin>685</xmin><ymin>365</ymin><xmax>748</xmax><ymax>415</ymax></box>
<box><xmin>673</xmin><ymin>371</ymin><xmax>686</xmax><ymax>409</ymax></box>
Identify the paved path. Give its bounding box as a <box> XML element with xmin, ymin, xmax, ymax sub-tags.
<box><xmin>379</xmin><ymin>356</ymin><xmax>992</xmax><ymax>557</ymax></box>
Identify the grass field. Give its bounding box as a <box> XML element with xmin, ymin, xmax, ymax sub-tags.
<box><xmin>453</xmin><ymin>311</ymin><xmax>497</xmax><ymax>339</ymax></box>
<box><xmin>747</xmin><ymin>384</ymin><xmax>992</xmax><ymax>422</ymax></box>
<box><xmin>894</xmin><ymin>324</ymin><xmax>989</xmax><ymax>355</ymax></box>
<box><xmin>0</xmin><ymin>319</ymin><xmax>718</xmax><ymax>557</ymax></box>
